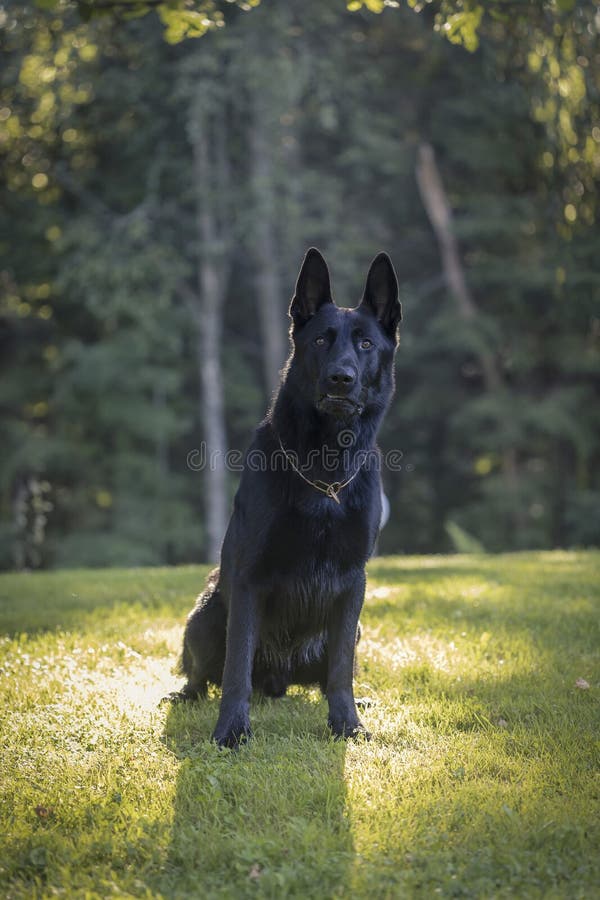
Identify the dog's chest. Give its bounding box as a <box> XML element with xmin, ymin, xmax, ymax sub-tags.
<box><xmin>252</xmin><ymin>503</ymin><xmax>366</xmax><ymax>630</ymax></box>
<box><xmin>261</xmin><ymin>500</ymin><xmax>367</xmax><ymax>577</ymax></box>
<box><xmin>259</xmin><ymin>559</ymin><xmax>359</xmax><ymax>649</ymax></box>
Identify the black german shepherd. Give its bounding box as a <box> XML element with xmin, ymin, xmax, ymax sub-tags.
<box><xmin>173</xmin><ymin>248</ymin><xmax>401</xmax><ymax>747</ymax></box>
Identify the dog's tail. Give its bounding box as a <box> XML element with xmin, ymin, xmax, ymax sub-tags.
<box><xmin>177</xmin><ymin>567</ymin><xmax>226</xmax><ymax>690</ymax></box>
<box><xmin>176</xmin><ymin>566</ymin><xmax>221</xmax><ymax>675</ymax></box>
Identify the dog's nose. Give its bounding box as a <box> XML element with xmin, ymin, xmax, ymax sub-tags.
<box><xmin>326</xmin><ymin>366</ymin><xmax>356</xmax><ymax>392</ymax></box>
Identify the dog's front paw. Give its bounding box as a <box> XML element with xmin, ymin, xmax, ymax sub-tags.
<box><xmin>212</xmin><ymin>715</ymin><xmax>252</xmax><ymax>749</ymax></box>
<box><xmin>159</xmin><ymin>688</ymin><xmax>200</xmax><ymax>706</ymax></box>
<box><xmin>328</xmin><ymin>717</ymin><xmax>371</xmax><ymax>742</ymax></box>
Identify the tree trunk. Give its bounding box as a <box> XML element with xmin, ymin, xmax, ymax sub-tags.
<box><xmin>239</xmin><ymin>3</ymin><xmax>307</xmax><ymax>395</ymax></box>
<box><xmin>196</xmin><ymin>253</ymin><xmax>228</xmax><ymax>563</ymax></box>
<box><xmin>416</xmin><ymin>143</ymin><xmax>501</xmax><ymax>389</ymax></box>
<box><xmin>188</xmin><ymin>91</ymin><xmax>230</xmax><ymax>563</ymax></box>
<box><xmin>249</xmin><ymin>101</ymin><xmax>287</xmax><ymax>396</ymax></box>
<box><xmin>415</xmin><ymin>142</ymin><xmax>522</xmax><ymax>538</ymax></box>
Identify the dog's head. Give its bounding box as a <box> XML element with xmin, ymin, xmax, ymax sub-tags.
<box><xmin>287</xmin><ymin>248</ymin><xmax>401</xmax><ymax>423</ymax></box>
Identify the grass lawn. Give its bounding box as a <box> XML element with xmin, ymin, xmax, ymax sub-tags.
<box><xmin>0</xmin><ymin>552</ymin><xmax>599</xmax><ymax>899</ymax></box>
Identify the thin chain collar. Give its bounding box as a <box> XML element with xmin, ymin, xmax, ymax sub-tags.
<box><xmin>276</xmin><ymin>434</ymin><xmax>363</xmax><ymax>505</ymax></box>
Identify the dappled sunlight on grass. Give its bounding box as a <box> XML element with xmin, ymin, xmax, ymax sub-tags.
<box><xmin>1</xmin><ymin>553</ymin><xmax>599</xmax><ymax>897</ymax></box>
<box><xmin>1</xmin><ymin>624</ymin><xmax>182</xmax><ymax>714</ymax></box>
<box><xmin>361</xmin><ymin>628</ymin><xmax>467</xmax><ymax>675</ymax></box>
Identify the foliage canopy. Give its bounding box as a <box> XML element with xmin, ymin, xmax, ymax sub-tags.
<box><xmin>1</xmin><ymin>0</ymin><xmax>599</xmax><ymax>567</ymax></box>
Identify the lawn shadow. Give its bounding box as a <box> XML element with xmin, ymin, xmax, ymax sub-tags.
<box><xmin>369</xmin><ymin>561</ymin><xmax>498</xmax><ymax>587</ymax></box>
<box><xmin>0</xmin><ymin>567</ymin><xmax>206</xmax><ymax>637</ymax></box>
<box><xmin>154</xmin><ymin>689</ymin><xmax>355</xmax><ymax>898</ymax></box>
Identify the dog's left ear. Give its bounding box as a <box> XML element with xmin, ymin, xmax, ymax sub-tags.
<box><xmin>360</xmin><ymin>252</ymin><xmax>402</xmax><ymax>342</ymax></box>
<box><xmin>289</xmin><ymin>248</ymin><xmax>333</xmax><ymax>330</ymax></box>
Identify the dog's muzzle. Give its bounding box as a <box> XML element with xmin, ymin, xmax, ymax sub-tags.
<box><xmin>317</xmin><ymin>394</ymin><xmax>364</xmax><ymax>418</ymax></box>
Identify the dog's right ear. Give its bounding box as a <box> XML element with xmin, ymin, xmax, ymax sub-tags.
<box><xmin>289</xmin><ymin>248</ymin><xmax>333</xmax><ymax>330</ymax></box>
<box><xmin>360</xmin><ymin>252</ymin><xmax>402</xmax><ymax>343</ymax></box>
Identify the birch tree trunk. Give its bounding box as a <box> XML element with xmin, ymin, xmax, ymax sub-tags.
<box><xmin>188</xmin><ymin>85</ymin><xmax>230</xmax><ymax>563</ymax></box>
<box><xmin>249</xmin><ymin>111</ymin><xmax>287</xmax><ymax>396</ymax></box>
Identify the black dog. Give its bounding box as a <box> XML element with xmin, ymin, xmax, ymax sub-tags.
<box><xmin>173</xmin><ymin>248</ymin><xmax>401</xmax><ymax>747</ymax></box>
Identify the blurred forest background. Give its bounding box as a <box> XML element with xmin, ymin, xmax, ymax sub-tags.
<box><xmin>1</xmin><ymin>0</ymin><xmax>599</xmax><ymax>570</ymax></box>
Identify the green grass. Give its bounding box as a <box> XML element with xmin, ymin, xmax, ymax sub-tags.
<box><xmin>1</xmin><ymin>552</ymin><xmax>599</xmax><ymax>899</ymax></box>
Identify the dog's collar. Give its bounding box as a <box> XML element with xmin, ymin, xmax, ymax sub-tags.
<box><xmin>276</xmin><ymin>434</ymin><xmax>363</xmax><ymax>505</ymax></box>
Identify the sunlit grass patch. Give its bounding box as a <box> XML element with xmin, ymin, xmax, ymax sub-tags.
<box><xmin>1</xmin><ymin>553</ymin><xmax>599</xmax><ymax>898</ymax></box>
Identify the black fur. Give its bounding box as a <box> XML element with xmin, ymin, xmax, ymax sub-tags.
<box><xmin>173</xmin><ymin>249</ymin><xmax>401</xmax><ymax>747</ymax></box>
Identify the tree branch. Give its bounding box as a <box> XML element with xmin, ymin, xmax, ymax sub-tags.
<box><xmin>416</xmin><ymin>142</ymin><xmax>502</xmax><ymax>391</ymax></box>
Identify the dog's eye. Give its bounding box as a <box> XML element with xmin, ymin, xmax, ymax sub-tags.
<box><xmin>360</xmin><ymin>339</ymin><xmax>373</xmax><ymax>350</ymax></box>
<box><xmin>315</xmin><ymin>336</ymin><xmax>326</xmax><ymax>346</ymax></box>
